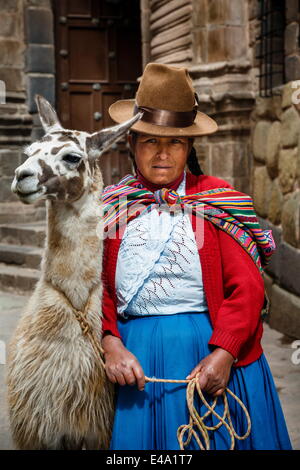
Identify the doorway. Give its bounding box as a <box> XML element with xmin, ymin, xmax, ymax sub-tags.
<box><xmin>53</xmin><ymin>0</ymin><xmax>142</xmax><ymax>185</ymax></box>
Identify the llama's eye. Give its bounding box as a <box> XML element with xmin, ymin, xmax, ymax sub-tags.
<box><xmin>62</xmin><ymin>154</ymin><xmax>81</xmax><ymax>164</ymax></box>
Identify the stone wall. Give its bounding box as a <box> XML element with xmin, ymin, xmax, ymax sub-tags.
<box><xmin>0</xmin><ymin>0</ymin><xmax>54</xmax><ymax>220</ymax></box>
<box><xmin>250</xmin><ymin>0</ymin><xmax>300</xmax><ymax>338</ymax></box>
<box><xmin>141</xmin><ymin>0</ymin><xmax>256</xmax><ymax>191</ymax></box>
<box><xmin>0</xmin><ymin>0</ymin><xmax>31</xmax><ymax>208</ymax></box>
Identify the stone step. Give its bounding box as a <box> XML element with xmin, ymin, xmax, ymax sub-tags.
<box><xmin>0</xmin><ymin>262</ymin><xmax>40</xmax><ymax>293</ymax></box>
<box><xmin>0</xmin><ymin>222</ymin><xmax>46</xmax><ymax>248</ymax></box>
<box><xmin>0</xmin><ymin>243</ymin><xmax>43</xmax><ymax>269</ymax></box>
<box><xmin>0</xmin><ymin>201</ymin><xmax>46</xmax><ymax>224</ymax></box>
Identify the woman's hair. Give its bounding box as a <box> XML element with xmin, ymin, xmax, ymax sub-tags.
<box><xmin>128</xmin><ymin>131</ymin><xmax>204</xmax><ymax>176</ymax></box>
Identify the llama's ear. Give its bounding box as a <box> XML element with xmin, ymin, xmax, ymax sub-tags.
<box><xmin>86</xmin><ymin>113</ymin><xmax>143</xmax><ymax>161</ymax></box>
<box><xmin>35</xmin><ymin>94</ymin><xmax>63</xmax><ymax>133</ymax></box>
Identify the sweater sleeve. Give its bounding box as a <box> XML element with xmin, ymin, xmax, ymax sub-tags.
<box><xmin>208</xmin><ymin>227</ymin><xmax>265</xmax><ymax>359</ymax></box>
<box><xmin>101</xmin><ymin>240</ymin><xmax>122</xmax><ymax>339</ymax></box>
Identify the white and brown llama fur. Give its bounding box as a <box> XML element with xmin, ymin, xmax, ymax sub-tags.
<box><xmin>7</xmin><ymin>95</ymin><xmax>141</xmax><ymax>450</ymax></box>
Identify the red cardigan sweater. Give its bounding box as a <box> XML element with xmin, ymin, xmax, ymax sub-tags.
<box><xmin>101</xmin><ymin>172</ymin><xmax>266</xmax><ymax>367</ymax></box>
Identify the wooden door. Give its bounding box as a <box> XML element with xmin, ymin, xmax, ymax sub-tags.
<box><xmin>53</xmin><ymin>0</ymin><xmax>142</xmax><ymax>185</ymax></box>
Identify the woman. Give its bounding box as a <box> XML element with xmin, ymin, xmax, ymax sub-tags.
<box><xmin>101</xmin><ymin>63</ymin><xmax>292</xmax><ymax>450</ymax></box>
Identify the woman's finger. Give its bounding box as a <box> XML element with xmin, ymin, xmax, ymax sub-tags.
<box><xmin>133</xmin><ymin>363</ymin><xmax>145</xmax><ymax>391</ymax></box>
<box><xmin>213</xmin><ymin>388</ymin><xmax>225</xmax><ymax>397</ymax></box>
<box><xmin>123</xmin><ymin>369</ymin><xmax>138</xmax><ymax>387</ymax></box>
<box><xmin>196</xmin><ymin>371</ymin><xmax>209</xmax><ymax>390</ymax></box>
<box><xmin>113</xmin><ymin>371</ymin><xmax>127</xmax><ymax>387</ymax></box>
<box><xmin>186</xmin><ymin>364</ymin><xmax>203</xmax><ymax>380</ymax></box>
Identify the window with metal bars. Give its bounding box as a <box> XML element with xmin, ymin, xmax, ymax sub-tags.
<box><xmin>256</xmin><ymin>0</ymin><xmax>286</xmax><ymax>96</ymax></box>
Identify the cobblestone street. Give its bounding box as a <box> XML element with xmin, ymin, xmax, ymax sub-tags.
<box><xmin>0</xmin><ymin>290</ymin><xmax>299</xmax><ymax>450</ymax></box>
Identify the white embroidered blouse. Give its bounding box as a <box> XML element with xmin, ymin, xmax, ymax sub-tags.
<box><xmin>115</xmin><ymin>172</ymin><xmax>209</xmax><ymax>318</ymax></box>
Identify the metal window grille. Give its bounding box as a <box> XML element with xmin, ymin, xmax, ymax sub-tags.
<box><xmin>256</xmin><ymin>0</ymin><xmax>286</xmax><ymax>96</ymax></box>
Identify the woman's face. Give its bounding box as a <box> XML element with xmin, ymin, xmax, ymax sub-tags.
<box><xmin>129</xmin><ymin>133</ymin><xmax>191</xmax><ymax>185</ymax></box>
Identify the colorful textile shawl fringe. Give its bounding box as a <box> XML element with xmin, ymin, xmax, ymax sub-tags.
<box><xmin>102</xmin><ymin>174</ymin><xmax>276</xmax><ymax>277</ymax></box>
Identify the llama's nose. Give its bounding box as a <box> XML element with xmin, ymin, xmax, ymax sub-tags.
<box><xmin>16</xmin><ymin>168</ymin><xmax>34</xmax><ymax>182</ymax></box>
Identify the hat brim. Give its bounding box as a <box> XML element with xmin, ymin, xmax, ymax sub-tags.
<box><xmin>109</xmin><ymin>100</ymin><xmax>218</xmax><ymax>137</ymax></box>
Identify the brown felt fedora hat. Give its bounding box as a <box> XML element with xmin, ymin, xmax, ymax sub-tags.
<box><xmin>108</xmin><ymin>63</ymin><xmax>218</xmax><ymax>137</ymax></box>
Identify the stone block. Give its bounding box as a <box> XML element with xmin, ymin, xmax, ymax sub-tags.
<box><xmin>281</xmin><ymin>191</ymin><xmax>300</xmax><ymax>248</ymax></box>
<box><xmin>266</xmin><ymin>120</ymin><xmax>281</xmax><ymax>178</ymax></box>
<box><xmin>25</xmin><ymin>7</ymin><xmax>54</xmax><ymax>45</ymax></box>
<box><xmin>0</xmin><ymin>68</ymin><xmax>24</xmax><ymax>92</ymax></box>
<box><xmin>0</xmin><ymin>40</ymin><xmax>24</xmax><ymax>67</ymax></box>
<box><xmin>0</xmin><ymin>176</ymin><xmax>17</xmax><ymax>202</ymax></box>
<box><xmin>285</xmin><ymin>55</ymin><xmax>300</xmax><ymax>83</ymax></box>
<box><xmin>193</xmin><ymin>0</ymin><xmax>208</xmax><ymax>27</ymax></box>
<box><xmin>278</xmin><ymin>147</ymin><xmax>298</xmax><ymax>194</ymax></box>
<box><xmin>248</xmin><ymin>0</ymin><xmax>259</xmax><ymax>21</ymax></box>
<box><xmin>26</xmin><ymin>44</ymin><xmax>55</xmax><ymax>74</ymax></box>
<box><xmin>282</xmin><ymin>82</ymin><xmax>296</xmax><ymax>109</ymax></box>
<box><xmin>211</xmin><ymin>141</ymin><xmax>249</xmax><ymax>178</ymax></box>
<box><xmin>286</xmin><ymin>0</ymin><xmax>300</xmax><ymax>23</ymax></box>
<box><xmin>27</xmin><ymin>0</ymin><xmax>52</xmax><ymax>6</ymax></box>
<box><xmin>193</xmin><ymin>29</ymin><xmax>208</xmax><ymax>64</ymax></box>
<box><xmin>0</xmin><ymin>0</ymin><xmax>19</xmax><ymax>11</ymax></box>
<box><xmin>208</xmin><ymin>0</ymin><xmax>225</xmax><ymax>24</ymax></box>
<box><xmin>269</xmin><ymin>283</ymin><xmax>300</xmax><ymax>339</ymax></box>
<box><xmin>0</xmin><ymin>150</ymin><xmax>21</xmax><ymax>177</ymax></box>
<box><xmin>224</xmin><ymin>0</ymin><xmax>246</xmax><ymax>26</ymax></box>
<box><xmin>281</xmin><ymin>106</ymin><xmax>300</xmax><ymax>148</ymax></box>
<box><xmin>252</xmin><ymin>120</ymin><xmax>272</xmax><ymax>163</ymax></box>
<box><xmin>268</xmin><ymin>178</ymin><xmax>283</xmax><ymax>225</ymax></box>
<box><xmin>285</xmin><ymin>22</ymin><xmax>299</xmax><ymax>56</ymax></box>
<box><xmin>207</xmin><ymin>27</ymin><xmax>226</xmax><ymax>62</ymax></box>
<box><xmin>211</xmin><ymin>142</ymin><xmax>233</xmax><ymax>176</ymax></box>
<box><xmin>224</xmin><ymin>26</ymin><xmax>247</xmax><ymax>60</ymax></box>
<box><xmin>279</xmin><ymin>241</ymin><xmax>300</xmax><ymax>297</ymax></box>
<box><xmin>253</xmin><ymin>165</ymin><xmax>272</xmax><ymax>218</ymax></box>
<box><xmin>255</xmin><ymin>97</ymin><xmax>273</xmax><ymax>119</ymax></box>
<box><xmin>255</xmin><ymin>95</ymin><xmax>282</xmax><ymax>120</ymax></box>
<box><xmin>232</xmin><ymin>176</ymin><xmax>250</xmax><ymax>194</ymax></box>
<box><xmin>27</xmin><ymin>75</ymin><xmax>55</xmax><ymax>113</ymax></box>
<box><xmin>0</xmin><ymin>13</ymin><xmax>17</xmax><ymax>37</ymax></box>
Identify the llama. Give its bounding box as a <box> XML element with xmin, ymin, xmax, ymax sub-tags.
<box><xmin>7</xmin><ymin>94</ymin><xmax>141</xmax><ymax>450</ymax></box>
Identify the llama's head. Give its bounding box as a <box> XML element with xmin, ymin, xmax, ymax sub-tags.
<box><xmin>11</xmin><ymin>95</ymin><xmax>141</xmax><ymax>204</ymax></box>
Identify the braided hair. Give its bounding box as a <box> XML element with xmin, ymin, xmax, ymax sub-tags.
<box><xmin>187</xmin><ymin>146</ymin><xmax>204</xmax><ymax>176</ymax></box>
<box><xmin>128</xmin><ymin>131</ymin><xmax>204</xmax><ymax>176</ymax></box>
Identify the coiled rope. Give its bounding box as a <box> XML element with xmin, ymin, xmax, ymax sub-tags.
<box><xmin>145</xmin><ymin>374</ymin><xmax>251</xmax><ymax>450</ymax></box>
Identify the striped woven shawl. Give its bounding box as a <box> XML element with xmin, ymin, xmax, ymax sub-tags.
<box><xmin>102</xmin><ymin>174</ymin><xmax>276</xmax><ymax>276</ymax></box>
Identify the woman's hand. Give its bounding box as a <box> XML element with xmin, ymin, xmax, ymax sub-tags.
<box><xmin>186</xmin><ymin>348</ymin><xmax>235</xmax><ymax>397</ymax></box>
<box><xmin>101</xmin><ymin>334</ymin><xmax>145</xmax><ymax>391</ymax></box>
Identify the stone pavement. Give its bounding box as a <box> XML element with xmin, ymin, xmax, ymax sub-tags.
<box><xmin>0</xmin><ymin>290</ymin><xmax>299</xmax><ymax>450</ymax></box>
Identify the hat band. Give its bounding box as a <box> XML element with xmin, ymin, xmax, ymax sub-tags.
<box><xmin>133</xmin><ymin>104</ymin><xmax>197</xmax><ymax>128</ymax></box>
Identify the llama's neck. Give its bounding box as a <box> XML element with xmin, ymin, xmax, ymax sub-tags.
<box><xmin>41</xmin><ymin>190</ymin><xmax>103</xmax><ymax>310</ymax></box>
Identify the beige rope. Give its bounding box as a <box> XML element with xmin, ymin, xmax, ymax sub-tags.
<box><xmin>48</xmin><ymin>282</ymin><xmax>106</xmax><ymax>369</ymax></box>
<box><xmin>145</xmin><ymin>374</ymin><xmax>251</xmax><ymax>450</ymax></box>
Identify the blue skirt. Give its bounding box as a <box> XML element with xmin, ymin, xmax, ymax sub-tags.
<box><xmin>109</xmin><ymin>313</ymin><xmax>292</xmax><ymax>450</ymax></box>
